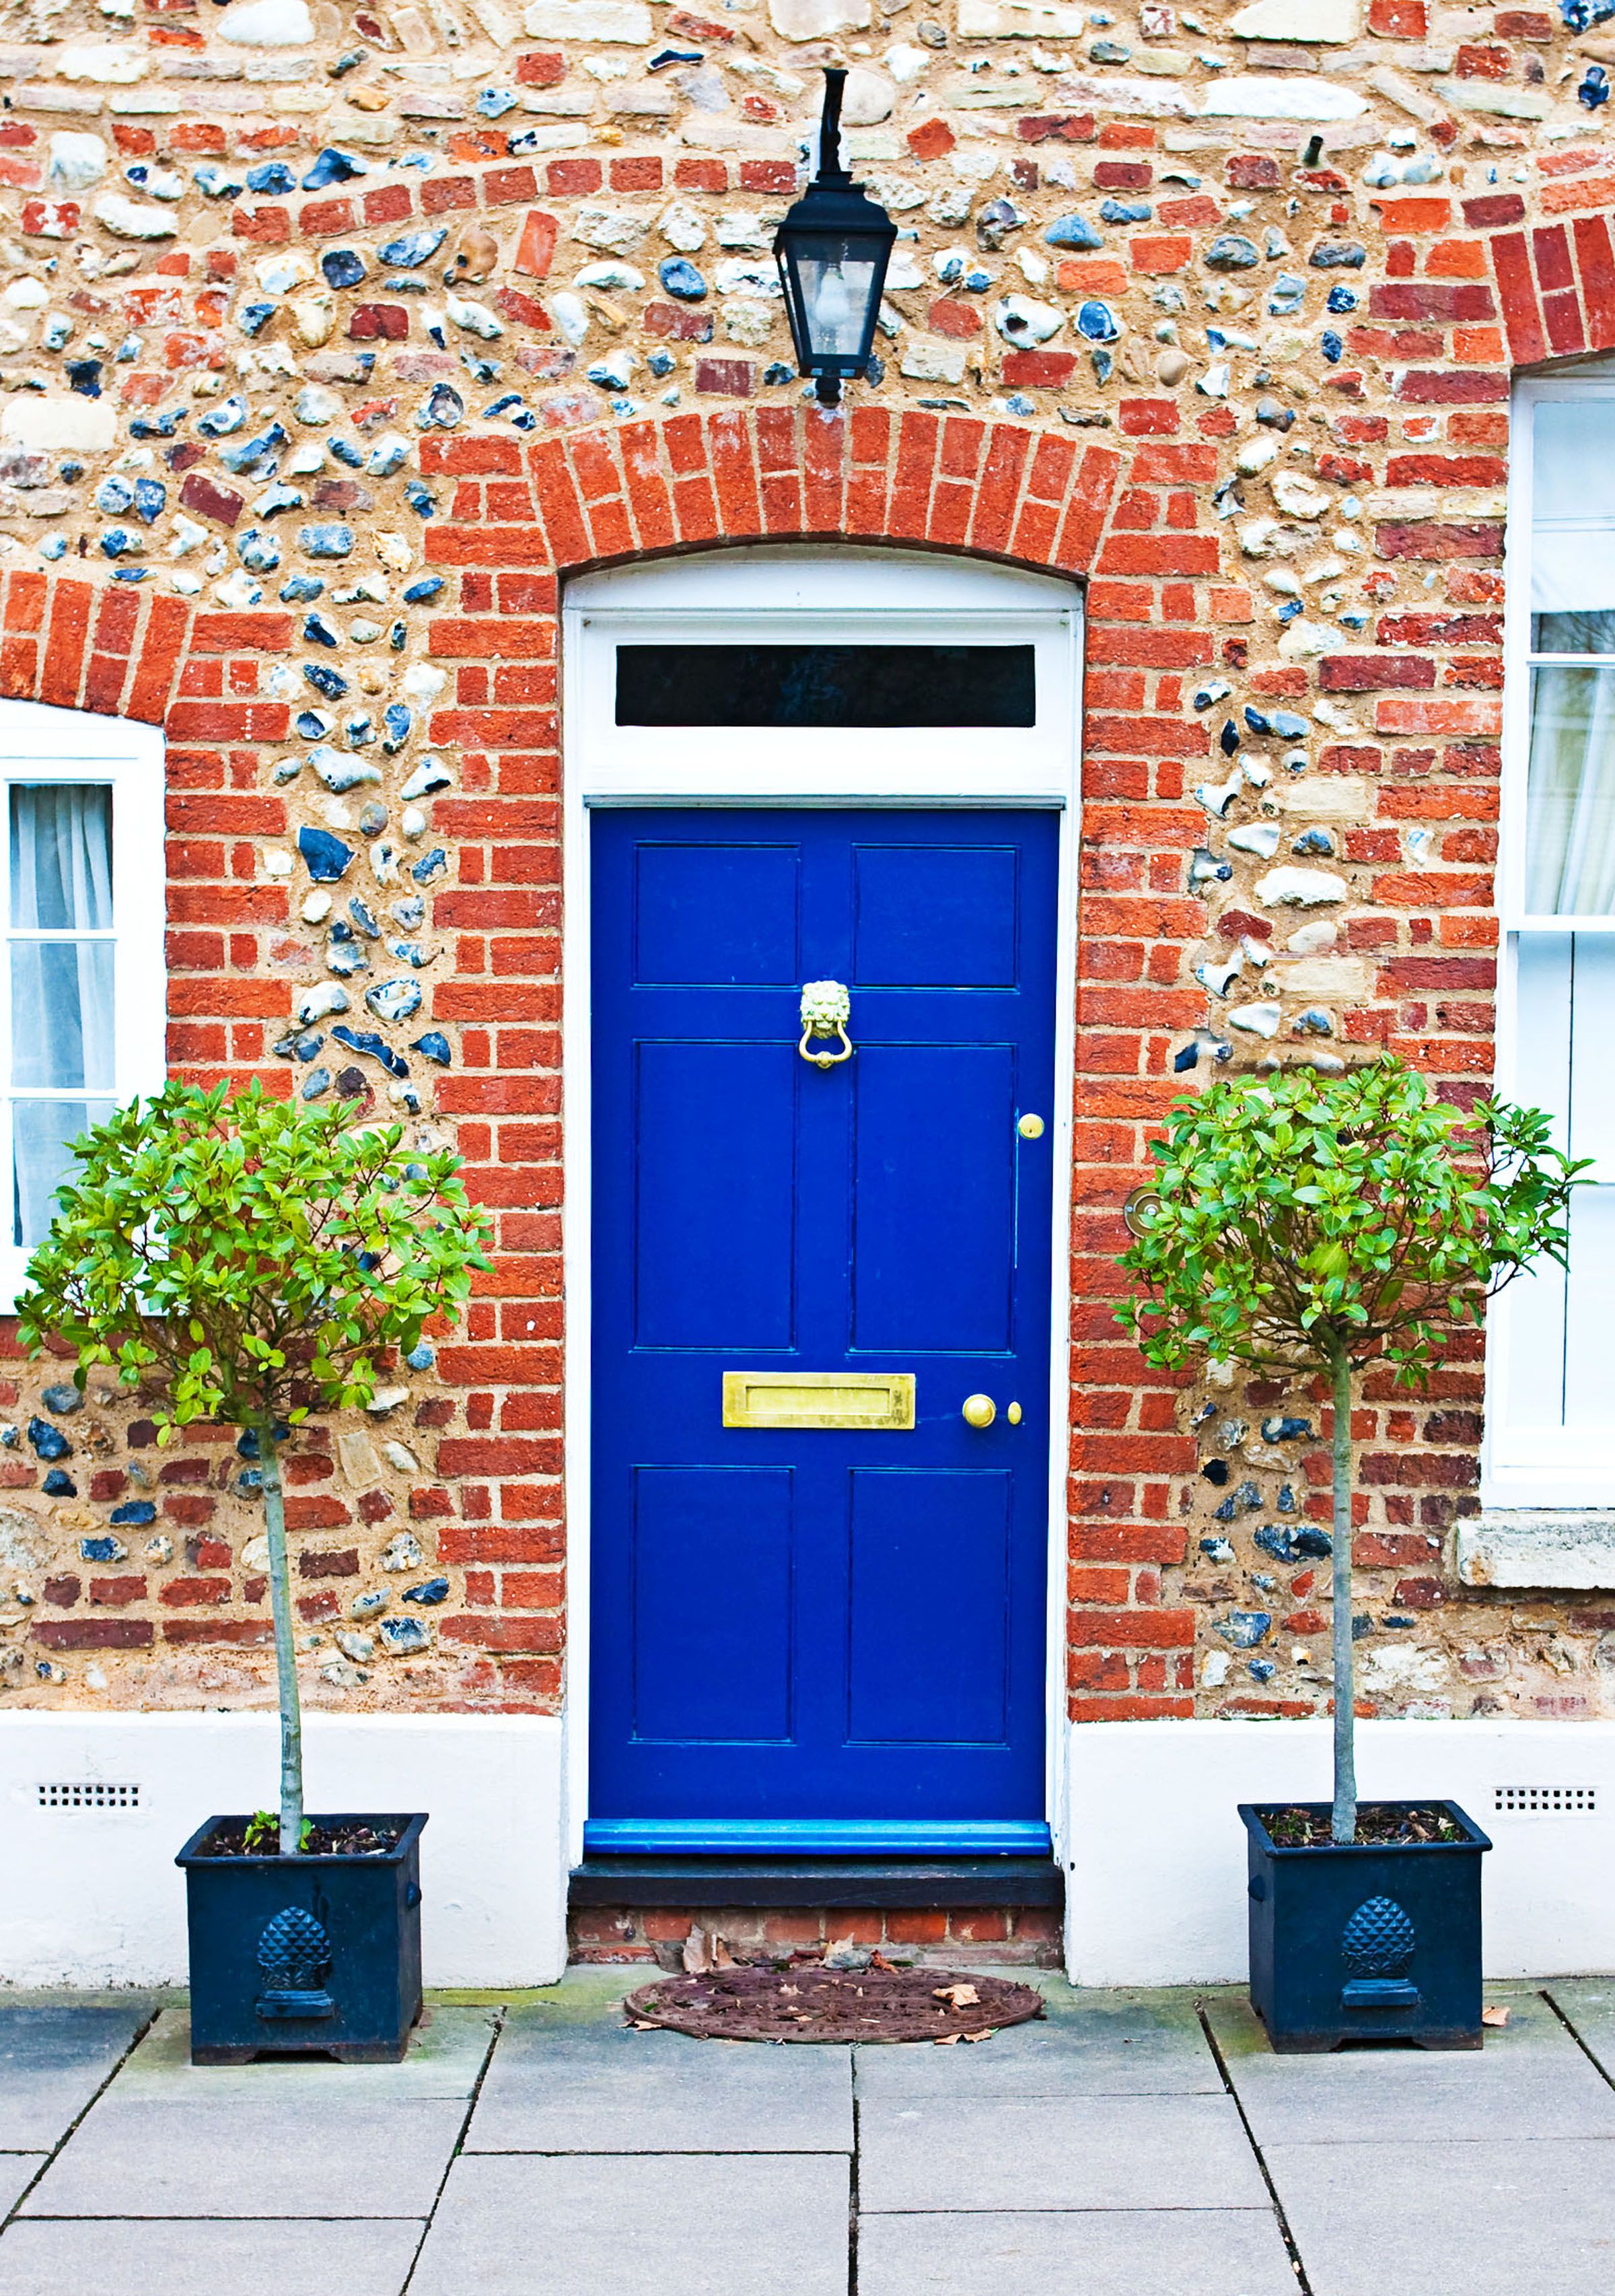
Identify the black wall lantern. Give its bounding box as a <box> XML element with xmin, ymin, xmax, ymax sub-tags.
<box><xmin>774</xmin><ymin>67</ymin><xmax>898</xmax><ymax>407</ymax></box>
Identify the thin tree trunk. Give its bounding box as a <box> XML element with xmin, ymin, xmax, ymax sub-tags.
<box><xmin>1328</xmin><ymin>1346</ymin><xmax>1357</xmax><ymax>1846</ymax></box>
<box><xmin>259</xmin><ymin>1424</ymin><xmax>304</xmax><ymax>1856</ymax></box>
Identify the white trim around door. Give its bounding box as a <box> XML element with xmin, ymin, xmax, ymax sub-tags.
<box><xmin>558</xmin><ymin>545</ymin><xmax>1085</xmax><ymax>1877</ymax></box>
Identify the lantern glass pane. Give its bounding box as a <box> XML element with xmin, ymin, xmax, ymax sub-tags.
<box><xmin>795</xmin><ymin>242</ymin><xmax>882</xmax><ymax>359</ymax></box>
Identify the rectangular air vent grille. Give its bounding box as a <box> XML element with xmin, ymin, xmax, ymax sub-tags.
<box><xmin>37</xmin><ymin>1782</ymin><xmax>140</xmax><ymax>1811</ymax></box>
<box><xmin>1494</xmin><ymin>1786</ymin><xmax>1598</xmax><ymax>1815</ymax></box>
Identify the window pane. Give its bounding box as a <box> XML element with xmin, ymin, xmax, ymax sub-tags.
<box><xmin>1532</xmin><ymin>400</ymin><xmax>1615</xmax><ymax>630</ymax></box>
<box><xmin>1532</xmin><ymin>609</ymin><xmax>1615</xmax><ymax>655</ymax></box>
<box><xmin>614</xmin><ymin>644</ymin><xmax>1037</xmax><ymax>728</ymax></box>
<box><xmin>12</xmin><ymin>1098</ymin><xmax>112</xmax><ymax>1249</ymax></box>
<box><xmin>10</xmin><ymin>942</ymin><xmax>115</xmax><ymax>1088</ymax></box>
<box><xmin>9</xmin><ymin>784</ymin><xmax>112</xmax><ymax>930</ymax></box>
<box><xmin>1525</xmin><ymin>664</ymin><xmax>1615</xmax><ymax>914</ymax></box>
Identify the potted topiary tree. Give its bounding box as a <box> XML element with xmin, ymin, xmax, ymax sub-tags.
<box><xmin>1116</xmin><ymin>1056</ymin><xmax>1584</xmax><ymax>2052</ymax></box>
<box><xmin>17</xmin><ymin>1080</ymin><xmax>491</xmax><ymax>2064</ymax></box>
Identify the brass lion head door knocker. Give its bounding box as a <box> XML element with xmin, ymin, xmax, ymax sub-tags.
<box><xmin>798</xmin><ymin>979</ymin><xmax>853</xmax><ymax>1070</ymax></box>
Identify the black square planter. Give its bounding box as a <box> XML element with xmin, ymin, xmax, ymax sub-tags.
<box><xmin>176</xmin><ymin>1812</ymin><xmax>427</xmax><ymax>2065</ymax></box>
<box><xmin>1239</xmin><ymin>1800</ymin><xmax>1491</xmax><ymax>2053</ymax></box>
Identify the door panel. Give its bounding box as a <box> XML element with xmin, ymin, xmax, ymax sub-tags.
<box><xmin>852</xmin><ymin>842</ymin><xmax>1020</xmax><ymax>987</ymax></box>
<box><xmin>634</xmin><ymin>841</ymin><xmax>799</xmax><ymax>985</ymax></box>
<box><xmin>631</xmin><ymin>1467</ymin><xmax>795</xmax><ymax>1744</ymax></box>
<box><xmin>847</xmin><ymin>1469</ymin><xmax>1013</xmax><ymax>1747</ymax></box>
<box><xmin>590</xmin><ymin>808</ymin><xmax>1059</xmax><ymax>1852</ymax></box>
<box><xmin>633</xmin><ymin>1040</ymin><xmax>798</xmax><ymax>1350</ymax></box>
<box><xmin>851</xmin><ymin>1044</ymin><xmax>1015</xmax><ymax>1354</ymax></box>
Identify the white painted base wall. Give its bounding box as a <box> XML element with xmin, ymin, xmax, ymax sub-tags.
<box><xmin>1065</xmin><ymin>1718</ymin><xmax>1615</xmax><ymax>1986</ymax></box>
<box><xmin>9</xmin><ymin>1709</ymin><xmax>1614</xmax><ymax>1992</ymax></box>
<box><xmin>0</xmin><ymin>1712</ymin><xmax>567</xmax><ymax>1990</ymax></box>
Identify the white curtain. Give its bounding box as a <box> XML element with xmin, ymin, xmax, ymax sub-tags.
<box><xmin>9</xmin><ymin>785</ymin><xmax>115</xmax><ymax>1247</ymax></box>
<box><xmin>1526</xmin><ymin>666</ymin><xmax>1615</xmax><ymax>913</ymax></box>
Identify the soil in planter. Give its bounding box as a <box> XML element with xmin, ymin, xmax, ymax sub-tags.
<box><xmin>199</xmin><ymin>1818</ymin><xmax>405</xmax><ymax>1858</ymax></box>
<box><xmin>624</xmin><ymin>1965</ymin><xmax>1046</xmax><ymax>2044</ymax></box>
<box><xmin>1261</xmin><ymin>1803</ymin><xmax>1467</xmax><ymax>1848</ymax></box>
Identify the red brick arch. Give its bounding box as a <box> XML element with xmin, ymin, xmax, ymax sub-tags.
<box><xmin>427</xmin><ymin>403</ymin><xmax>1128</xmax><ymax>578</ymax></box>
<box><xmin>0</xmin><ymin>569</ymin><xmax>194</xmax><ymax>724</ymax></box>
<box><xmin>1478</xmin><ymin>183</ymin><xmax>1615</xmax><ymax>368</ymax></box>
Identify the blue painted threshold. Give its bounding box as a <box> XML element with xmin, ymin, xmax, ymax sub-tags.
<box><xmin>582</xmin><ymin>1820</ymin><xmax>1054</xmax><ymax>1856</ymax></box>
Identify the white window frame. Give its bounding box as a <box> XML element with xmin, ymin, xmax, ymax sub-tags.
<box><xmin>1486</xmin><ymin>370</ymin><xmax>1615</xmax><ymax>1504</ymax></box>
<box><xmin>0</xmin><ymin>698</ymin><xmax>166</xmax><ymax>1311</ymax></box>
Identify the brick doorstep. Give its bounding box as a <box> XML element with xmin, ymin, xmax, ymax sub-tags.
<box><xmin>568</xmin><ymin>1902</ymin><xmax>1064</xmax><ymax>1971</ymax></box>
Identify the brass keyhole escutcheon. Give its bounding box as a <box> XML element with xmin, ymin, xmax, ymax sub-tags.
<box><xmin>1007</xmin><ymin>1402</ymin><xmax>1022</xmax><ymax>1426</ymax></box>
<box><xmin>962</xmin><ymin>1394</ymin><xmax>997</xmax><ymax>1429</ymax></box>
<box><xmin>1017</xmin><ymin>1113</ymin><xmax>1045</xmax><ymax>1140</ymax></box>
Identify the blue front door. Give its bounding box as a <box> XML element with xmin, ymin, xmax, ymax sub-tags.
<box><xmin>588</xmin><ymin>808</ymin><xmax>1058</xmax><ymax>1852</ymax></box>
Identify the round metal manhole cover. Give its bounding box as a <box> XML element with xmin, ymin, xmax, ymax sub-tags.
<box><xmin>623</xmin><ymin>1966</ymin><xmax>1046</xmax><ymax>2044</ymax></box>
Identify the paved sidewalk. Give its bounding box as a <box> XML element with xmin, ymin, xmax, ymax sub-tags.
<box><xmin>0</xmin><ymin>1971</ymin><xmax>1613</xmax><ymax>2294</ymax></box>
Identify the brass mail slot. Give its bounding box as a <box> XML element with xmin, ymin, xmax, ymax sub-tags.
<box><xmin>722</xmin><ymin>1370</ymin><xmax>916</xmax><ymax>1431</ymax></box>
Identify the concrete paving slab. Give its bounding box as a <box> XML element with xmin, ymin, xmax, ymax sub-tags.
<box><xmin>1264</xmin><ymin>2137</ymin><xmax>1615</xmax><ymax>2296</ymax></box>
<box><xmin>111</xmin><ymin>2005</ymin><xmax>495</xmax><ymax>2101</ymax></box>
<box><xmin>1207</xmin><ymin>1990</ymin><xmax>1615</xmax><ymax>2145</ymax></box>
<box><xmin>858</xmin><ymin>2092</ymin><xmax>1270</xmax><ymax>2215</ymax></box>
<box><xmin>859</xmin><ymin>2206</ymin><xmax>1299</xmax><ymax>2295</ymax></box>
<box><xmin>20</xmin><ymin>2095</ymin><xmax>466</xmax><ymax>2219</ymax></box>
<box><xmin>466</xmin><ymin>2013</ymin><xmax>853</xmax><ymax>2153</ymax></box>
<box><xmin>0</xmin><ymin>2218</ymin><xmax>423</xmax><ymax>2296</ymax></box>
<box><xmin>410</xmin><ymin>2151</ymin><xmax>850</xmax><ymax>2296</ymax></box>
<box><xmin>854</xmin><ymin>1983</ymin><xmax>1221</xmax><ymax>2101</ymax></box>
<box><xmin>0</xmin><ymin>2161</ymin><xmax>42</xmax><ymax>2217</ymax></box>
<box><xmin>0</xmin><ymin>2010</ymin><xmax>149</xmax><ymax>2152</ymax></box>
<box><xmin>1546</xmin><ymin>1982</ymin><xmax>1615</xmax><ymax>2087</ymax></box>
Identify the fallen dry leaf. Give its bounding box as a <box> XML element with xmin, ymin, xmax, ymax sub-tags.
<box><xmin>1482</xmin><ymin>2004</ymin><xmax>1510</xmax><ymax>2028</ymax></box>
<box><xmin>630</xmin><ymin>2019</ymin><xmax>658</xmax><ymax>2030</ymax></box>
<box><xmin>933</xmin><ymin>2032</ymin><xmax>961</xmax><ymax>2046</ymax></box>
<box><xmin>933</xmin><ymin>1983</ymin><xmax>980</xmax><ymax>2009</ymax></box>
<box><xmin>682</xmin><ymin>1926</ymin><xmax>734</xmax><ymax>1974</ymax></box>
<box><xmin>962</xmin><ymin>2029</ymin><xmax>997</xmax><ymax>2043</ymax></box>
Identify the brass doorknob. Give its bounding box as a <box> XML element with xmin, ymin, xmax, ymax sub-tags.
<box><xmin>961</xmin><ymin>1394</ymin><xmax>997</xmax><ymax>1428</ymax></box>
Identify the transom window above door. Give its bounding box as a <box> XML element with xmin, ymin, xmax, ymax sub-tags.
<box><xmin>0</xmin><ymin>703</ymin><xmax>165</xmax><ymax>1308</ymax></box>
<box><xmin>615</xmin><ymin>641</ymin><xmax>1038</xmax><ymax>730</ymax></box>
<box><xmin>565</xmin><ymin>547</ymin><xmax>1080</xmax><ymax>800</ymax></box>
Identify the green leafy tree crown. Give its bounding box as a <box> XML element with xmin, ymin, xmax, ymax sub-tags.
<box><xmin>16</xmin><ymin>1080</ymin><xmax>494</xmax><ymax>1856</ymax></box>
<box><xmin>1113</xmin><ymin>1054</ymin><xmax>1585</xmax><ymax>1844</ymax></box>
<box><xmin>15</xmin><ymin>1079</ymin><xmax>493</xmax><ymax>1431</ymax></box>
<box><xmin>1115</xmin><ymin>1057</ymin><xmax>1584</xmax><ymax>1387</ymax></box>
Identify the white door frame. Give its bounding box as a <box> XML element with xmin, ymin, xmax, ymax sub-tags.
<box><xmin>558</xmin><ymin>545</ymin><xmax>1085</xmax><ymax>1871</ymax></box>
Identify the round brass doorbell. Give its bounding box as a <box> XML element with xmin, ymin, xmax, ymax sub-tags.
<box><xmin>1017</xmin><ymin>1113</ymin><xmax>1045</xmax><ymax>1140</ymax></box>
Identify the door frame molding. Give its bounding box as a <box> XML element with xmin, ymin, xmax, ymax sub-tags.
<box><xmin>559</xmin><ymin>545</ymin><xmax>1084</xmax><ymax>1869</ymax></box>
